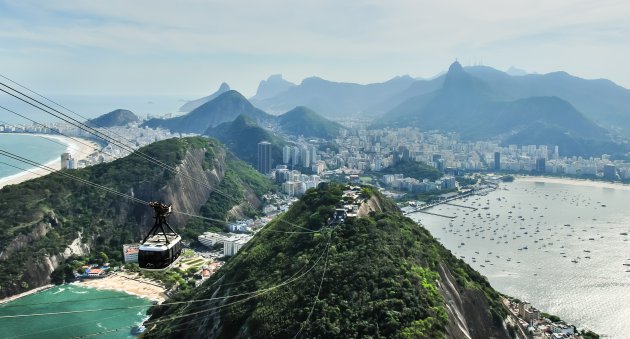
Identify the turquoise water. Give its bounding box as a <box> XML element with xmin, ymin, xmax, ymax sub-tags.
<box><xmin>0</xmin><ymin>134</ymin><xmax>68</xmax><ymax>180</ymax></box>
<box><xmin>0</xmin><ymin>285</ymin><xmax>152</xmax><ymax>338</ymax></box>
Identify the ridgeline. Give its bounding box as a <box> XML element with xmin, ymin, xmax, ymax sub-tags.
<box><xmin>0</xmin><ymin>137</ymin><xmax>270</xmax><ymax>298</ymax></box>
<box><xmin>144</xmin><ymin>184</ymin><xmax>509</xmax><ymax>338</ymax></box>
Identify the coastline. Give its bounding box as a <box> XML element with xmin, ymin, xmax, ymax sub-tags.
<box><xmin>516</xmin><ymin>175</ymin><xmax>630</xmax><ymax>191</ymax></box>
<box><xmin>75</xmin><ymin>272</ymin><xmax>167</xmax><ymax>303</ymax></box>
<box><xmin>0</xmin><ymin>133</ymin><xmax>100</xmax><ymax>189</ymax></box>
<box><xmin>0</xmin><ymin>284</ymin><xmax>54</xmax><ymax>305</ymax></box>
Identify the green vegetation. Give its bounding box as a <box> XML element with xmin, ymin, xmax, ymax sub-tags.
<box><xmin>278</xmin><ymin>106</ymin><xmax>344</xmax><ymax>138</ymax></box>
<box><xmin>0</xmin><ymin>137</ymin><xmax>270</xmax><ymax>297</ymax></box>
<box><xmin>581</xmin><ymin>330</ymin><xmax>600</xmax><ymax>339</ymax></box>
<box><xmin>455</xmin><ymin>175</ymin><xmax>478</xmax><ymax>187</ymax></box>
<box><xmin>501</xmin><ymin>175</ymin><xmax>515</xmax><ymax>182</ymax></box>
<box><xmin>86</xmin><ymin>109</ymin><xmax>139</xmax><ymax>127</ymax></box>
<box><xmin>205</xmin><ymin>114</ymin><xmax>287</xmax><ymax>169</ymax></box>
<box><xmin>183</xmin><ymin>152</ymin><xmax>274</xmax><ymax>239</ymax></box>
<box><xmin>378</xmin><ymin>160</ymin><xmax>443</xmax><ymax>182</ymax></box>
<box><xmin>145</xmin><ymin>184</ymin><xmax>506</xmax><ymax>338</ymax></box>
<box><xmin>143</xmin><ymin>90</ymin><xmax>273</xmax><ymax>134</ymax></box>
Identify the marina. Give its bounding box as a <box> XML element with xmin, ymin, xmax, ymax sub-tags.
<box><xmin>409</xmin><ymin>177</ymin><xmax>630</xmax><ymax>337</ymax></box>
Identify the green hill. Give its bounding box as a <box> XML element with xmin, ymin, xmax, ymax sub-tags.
<box><xmin>0</xmin><ymin>137</ymin><xmax>271</xmax><ymax>298</ymax></box>
<box><xmin>86</xmin><ymin>109</ymin><xmax>139</xmax><ymax>127</ymax></box>
<box><xmin>379</xmin><ymin>160</ymin><xmax>443</xmax><ymax>181</ymax></box>
<box><xmin>503</xmin><ymin>121</ymin><xmax>627</xmax><ymax>157</ymax></box>
<box><xmin>142</xmin><ymin>91</ymin><xmax>274</xmax><ymax>134</ymax></box>
<box><xmin>205</xmin><ymin>114</ymin><xmax>287</xmax><ymax>169</ymax></box>
<box><xmin>277</xmin><ymin>106</ymin><xmax>344</xmax><ymax>138</ymax></box>
<box><xmin>144</xmin><ymin>184</ymin><xmax>509</xmax><ymax>338</ymax></box>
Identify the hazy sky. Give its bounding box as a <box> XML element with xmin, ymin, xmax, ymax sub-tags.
<box><xmin>1</xmin><ymin>0</ymin><xmax>629</xmax><ymax>97</ymax></box>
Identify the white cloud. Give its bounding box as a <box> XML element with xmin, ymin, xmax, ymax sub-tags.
<box><xmin>1</xmin><ymin>0</ymin><xmax>629</xmax><ymax>95</ymax></box>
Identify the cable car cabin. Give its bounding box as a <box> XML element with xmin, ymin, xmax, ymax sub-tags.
<box><xmin>139</xmin><ymin>201</ymin><xmax>182</xmax><ymax>271</ymax></box>
<box><xmin>138</xmin><ymin>233</ymin><xmax>182</xmax><ymax>270</ymax></box>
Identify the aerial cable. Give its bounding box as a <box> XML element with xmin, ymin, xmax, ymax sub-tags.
<box><xmin>0</xmin><ymin>118</ymin><xmax>98</xmax><ymax>159</ymax></box>
<box><xmin>0</xmin><ymin>150</ymin><xmax>314</xmax><ymax>235</ymax></box>
<box><xmin>0</xmin><ymin>294</ymin><xmax>138</xmax><ymax>310</ymax></box>
<box><xmin>0</xmin><ymin>82</ymin><xmax>317</xmax><ymax>233</ymax></box>
<box><xmin>0</xmin><ymin>83</ymin><xmax>246</xmax><ymax>208</ymax></box>
<box><xmin>171</xmin><ymin>210</ymin><xmax>320</xmax><ymax>234</ymax></box>
<box><xmin>0</xmin><ymin>233</ymin><xmax>332</xmax><ymax>320</ymax></box>
<box><xmin>0</xmin><ymin>150</ymin><xmax>149</xmax><ymax>205</ymax></box>
<box><xmin>0</xmin><ymin>161</ymin><xmax>41</xmax><ymax>180</ymax></box>
<box><xmin>293</xmin><ymin>232</ymin><xmax>332</xmax><ymax>338</ymax></box>
<box><xmin>6</xmin><ymin>312</ymin><xmax>133</xmax><ymax>339</ymax></box>
<box><xmin>138</xmin><ymin>227</ymin><xmax>336</xmax><ymax>336</ymax></box>
<box><xmin>0</xmin><ymin>105</ymin><xmax>101</xmax><ymax>155</ymax></box>
<box><xmin>0</xmin><ymin>82</ymin><xmax>311</xmax><ymax>232</ymax></box>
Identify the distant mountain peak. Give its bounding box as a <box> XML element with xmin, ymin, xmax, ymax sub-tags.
<box><xmin>448</xmin><ymin>60</ymin><xmax>464</xmax><ymax>73</ymax></box>
<box><xmin>179</xmin><ymin>82</ymin><xmax>232</xmax><ymax>112</ymax></box>
<box><xmin>87</xmin><ymin>109</ymin><xmax>139</xmax><ymax>127</ymax></box>
<box><xmin>218</xmin><ymin>82</ymin><xmax>231</xmax><ymax>91</ymax></box>
<box><xmin>251</xmin><ymin>74</ymin><xmax>296</xmax><ymax>101</ymax></box>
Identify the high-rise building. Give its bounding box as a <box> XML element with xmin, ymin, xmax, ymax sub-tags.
<box><xmin>300</xmin><ymin>146</ymin><xmax>311</xmax><ymax>168</ymax></box>
<box><xmin>309</xmin><ymin>145</ymin><xmax>317</xmax><ymax>163</ymax></box>
<box><xmin>494</xmin><ymin>152</ymin><xmax>501</xmax><ymax>171</ymax></box>
<box><xmin>257</xmin><ymin>141</ymin><xmax>272</xmax><ymax>174</ymax></box>
<box><xmin>604</xmin><ymin>164</ymin><xmax>617</xmax><ymax>180</ymax></box>
<box><xmin>292</xmin><ymin>146</ymin><xmax>301</xmax><ymax>167</ymax></box>
<box><xmin>60</xmin><ymin>152</ymin><xmax>72</xmax><ymax>169</ymax></box>
<box><xmin>282</xmin><ymin>145</ymin><xmax>292</xmax><ymax>164</ymax></box>
<box><xmin>535</xmin><ymin>158</ymin><xmax>546</xmax><ymax>173</ymax></box>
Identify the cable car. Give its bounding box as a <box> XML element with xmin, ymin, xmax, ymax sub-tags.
<box><xmin>138</xmin><ymin>202</ymin><xmax>182</xmax><ymax>271</ymax></box>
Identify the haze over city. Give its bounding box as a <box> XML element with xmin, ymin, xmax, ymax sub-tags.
<box><xmin>2</xmin><ymin>1</ymin><xmax>630</xmax><ymax>338</ymax></box>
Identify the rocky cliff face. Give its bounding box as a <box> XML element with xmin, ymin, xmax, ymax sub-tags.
<box><xmin>143</xmin><ymin>184</ymin><xmax>510</xmax><ymax>339</ymax></box>
<box><xmin>0</xmin><ymin>138</ymin><xmax>267</xmax><ymax>298</ymax></box>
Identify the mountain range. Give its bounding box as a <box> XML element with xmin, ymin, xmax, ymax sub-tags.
<box><xmin>143</xmin><ymin>91</ymin><xmax>274</xmax><ymax>134</ymax></box>
<box><xmin>250</xmin><ymin>63</ymin><xmax>630</xmax><ymax>137</ymax></box>
<box><xmin>144</xmin><ymin>90</ymin><xmax>343</xmax><ymax>140</ymax></box>
<box><xmin>250</xmin><ymin>75</ymin><xmax>416</xmax><ymax>118</ymax></box>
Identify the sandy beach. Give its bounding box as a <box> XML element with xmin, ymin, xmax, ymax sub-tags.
<box><xmin>0</xmin><ymin>134</ymin><xmax>100</xmax><ymax>189</ymax></box>
<box><xmin>516</xmin><ymin>175</ymin><xmax>630</xmax><ymax>191</ymax></box>
<box><xmin>76</xmin><ymin>272</ymin><xmax>167</xmax><ymax>303</ymax></box>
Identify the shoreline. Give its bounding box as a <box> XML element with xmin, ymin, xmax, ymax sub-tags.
<box><xmin>0</xmin><ymin>133</ymin><xmax>100</xmax><ymax>189</ymax></box>
<box><xmin>516</xmin><ymin>174</ymin><xmax>630</xmax><ymax>191</ymax></box>
<box><xmin>74</xmin><ymin>272</ymin><xmax>167</xmax><ymax>303</ymax></box>
<box><xmin>0</xmin><ymin>284</ymin><xmax>54</xmax><ymax>305</ymax></box>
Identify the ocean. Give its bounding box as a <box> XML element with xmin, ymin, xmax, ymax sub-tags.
<box><xmin>0</xmin><ymin>94</ymin><xmax>185</xmax><ymax>125</ymax></box>
<box><xmin>409</xmin><ymin>179</ymin><xmax>630</xmax><ymax>338</ymax></box>
<box><xmin>0</xmin><ymin>285</ymin><xmax>152</xmax><ymax>338</ymax></box>
<box><xmin>0</xmin><ymin>134</ymin><xmax>69</xmax><ymax>180</ymax></box>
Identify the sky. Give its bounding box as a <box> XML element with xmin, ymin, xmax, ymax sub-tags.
<box><xmin>1</xmin><ymin>0</ymin><xmax>630</xmax><ymax>98</ymax></box>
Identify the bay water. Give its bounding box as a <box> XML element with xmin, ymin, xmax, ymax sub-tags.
<box><xmin>409</xmin><ymin>179</ymin><xmax>630</xmax><ymax>338</ymax></box>
<box><xmin>0</xmin><ymin>284</ymin><xmax>151</xmax><ymax>338</ymax></box>
<box><xmin>0</xmin><ymin>134</ymin><xmax>68</xmax><ymax>180</ymax></box>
